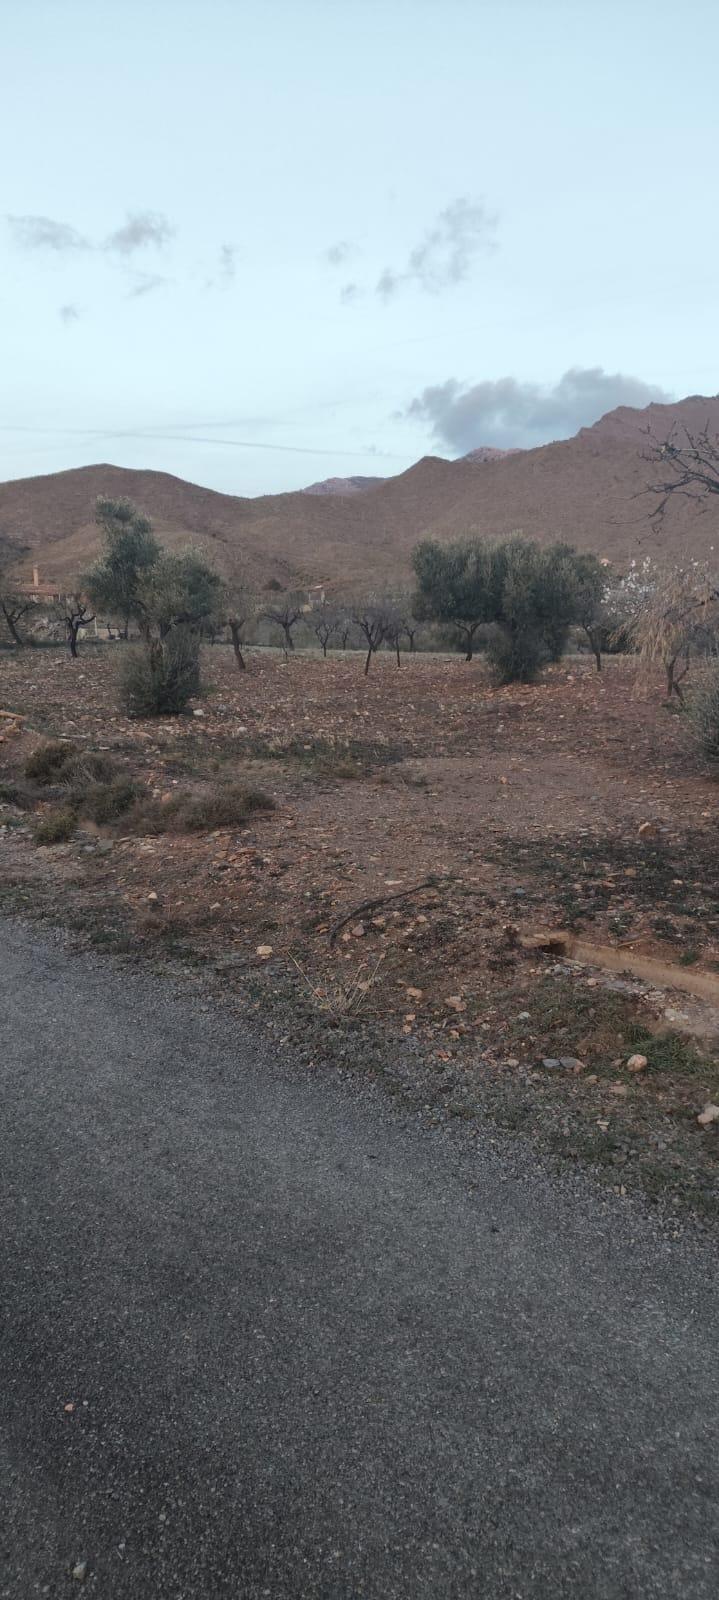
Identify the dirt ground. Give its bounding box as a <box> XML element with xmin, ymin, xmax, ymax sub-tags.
<box><xmin>2</xmin><ymin>644</ymin><xmax>718</xmax><ymax>1222</ymax></box>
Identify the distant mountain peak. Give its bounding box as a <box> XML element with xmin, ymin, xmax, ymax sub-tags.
<box><xmin>462</xmin><ymin>445</ymin><xmax>523</xmax><ymax>462</ymax></box>
<box><xmin>301</xmin><ymin>474</ymin><xmax>386</xmax><ymax>496</ymax></box>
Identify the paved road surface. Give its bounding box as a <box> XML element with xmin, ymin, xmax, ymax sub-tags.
<box><xmin>2</xmin><ymin>921</ymin><xmax>718</xmax><ymax>1598</ymax></box>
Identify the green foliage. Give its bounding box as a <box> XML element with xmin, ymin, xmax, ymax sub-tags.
<box><xmin>118</xmin><ymin>630</ymin><xmax>202</xmax><ymax>717</ymax></box>
<box><xmin>137</xmin><ymin>547</ymin><xmax>225</xmax><ymax>638</ymax></box>
<box><xmin>412</xmin><ymin>539</ymin><xmax>492</xmax><ymax>659</ymax></box>
<box><xmin>413</xmin><ymin>534</ymin><xmax>593</xmax><ymax>680</ymax></box>
<box><xmin>486</xmin><ymin>624</ymin><xmax>545</xmax><ymax>684</ymax></box>
<box><xmin>85</xmin><ymin>496</ymin><xmax>160</xmax><ymax>629</ymax></box>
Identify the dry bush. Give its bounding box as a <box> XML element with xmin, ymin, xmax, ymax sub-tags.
<box><xmin>290</xmin><ymin>952</ymin><xmax>386</xmax><ymax>1020</ymax></box>
<box><xmin>125</xmin><ymin>782</ymin><xmax>274</xmax><ymax>836</ymax></box>
<box><xmin>33</xmin><ymin>808</ymin><xmax>76</xmax><ymax>845</ymax></box>
<box><xmin>79</xmin><ymin>779</ymin><xmax>140</xmax><ymax>823</ymax></box>
<box><xmin>25</xmin><ymin>741</ymin><xmax>77</xmax><ymax>785</ymax></box>
<box><xmin>686</xmin><ymin>660</ymin><xmax>719</xmax><ymax>765</ymax></box>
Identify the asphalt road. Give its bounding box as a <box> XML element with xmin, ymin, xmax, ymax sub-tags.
<box><xmin>2</xmin><ymin>921</ymin><xmax>718</xmax><ymax>1599</ymax></box>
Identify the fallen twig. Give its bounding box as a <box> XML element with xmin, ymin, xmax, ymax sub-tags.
<box><xmin>328</xmin><ymin>876</ymin><xmax>450</xmax><ymax>946</ymax></box>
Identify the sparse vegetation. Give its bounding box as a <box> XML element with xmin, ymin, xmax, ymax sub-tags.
<box><xmin>33</xmin><ymin>807</ymin><xmax>77</xmax><ymax>845</ymax></box>
<box><xmin>119</xmin><ymin>631</ymin><xmax>202</xmax><ymax>717</ymax></box>
<box><xmin>686</xmin><ymin>658</ymin><xmax>719</xmax><ymax>763</ymax></box>
<box><xmin>3</xmin><ymin>638</ymin><xmax>719</xmax><ymax>1224</ymax></box>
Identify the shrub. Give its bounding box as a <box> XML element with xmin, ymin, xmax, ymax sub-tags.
<box><xmin>686</xmin><ymin>661</ymin><xmax>719</xmax><ymax>764</ymax></box>
<box><xmin>486</xmin><ymin>626</ymin><xmax>546</xmax><ymax>685</ymax></box>
<box><xmin>25</xmin><ymin>741</ymin><xmax>77</xmax><ymax>784</ymax></box>
<box><xmin>119</xmin><ymin>633</ymin><xmax>201</xmax><ymax>717</ymax></box>
<box><xmin>79</xmin><ymin>779</ymin><xmax>140</xmax><ymax>823</ymax></box>
<box><xmin>33</xmin><ymin>807</ymin><xmax>76</xmax><ymax>845</ymax></box>
<box><xmin>178</xmin><ymin>784</ymin><xmax>274</xmax><ymax>832</ymax></box>
<box><xmin>59</xmin><ymin>750</ymin><xmax>118</xmax><ymax>788</ymax></box>
<box><xmin>125</xmin><ymin>782</ymin><xmax>274</xmax><ymax>836</ymax></box>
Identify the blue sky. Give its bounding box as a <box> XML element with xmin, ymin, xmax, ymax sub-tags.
<box><xmin>2</xmin><ymin>0</ymin><xmax>718</xmax><ymax>495</ymax></box>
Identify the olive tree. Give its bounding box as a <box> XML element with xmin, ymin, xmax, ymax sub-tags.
<box><xmin>412</xmin><ymin>534</ymin><xmax>587</xmax><ymax>684</ymax></box>
<box><xmin>84</xmin><ymin>496</ymin><xmax>160</xmax><ymax>637</ymax></box>
<box><xmin>119</xmin><ymin>546</ymin><xmax>224</xmax><ymax>715</ymax></box>
<box><xmin>412</xmin><ymin>539</ymin><xmax>490</xmax><ymax>661</ymax></box>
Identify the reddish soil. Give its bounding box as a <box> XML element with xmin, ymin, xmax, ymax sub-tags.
<box><xmin>2</xmin><ymin>646</ymin><xmax>718</xmax><ymax>1220</ymax></box>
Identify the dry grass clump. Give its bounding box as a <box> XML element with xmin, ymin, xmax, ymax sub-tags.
<box><xmin>126</xmin><ymin>781</ymin><xmax>275</xmax><ymax>836</ymax></box>
<box><xmin>33</xmin><ymin>807</ymin><xmax>77</xmax><ymax>845</ymax></box>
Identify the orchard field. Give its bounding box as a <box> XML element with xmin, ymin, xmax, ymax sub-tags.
<box><xmin>2</xmin><ymin>643</ymin><xmax>718</xmax><ymax>1221</ymax></box>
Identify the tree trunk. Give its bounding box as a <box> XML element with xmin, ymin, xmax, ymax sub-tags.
<box><xmin>229</xmin><ymin>621</ymin><xmax>246</xmax><ymax>670</ymax></box>
<box><xmin>67</xmin><ymin>623</ymin><xmax>79</xmax><ymax>658</ymax></box>
<box><xmin>283</xmin><ymin>625</ymin><xmax>295</xmax><ymax>651</ymax></box>
<box><xmin>464</xmin><ymin>631</ymin><xmax>473</xmax><ymax>662</ymax></box>
<box><xmin>322</xmin><ymin>641</ymin><xmax>328</xmax><ymax>657</ymax></box>
<box><xmin>364</xmin><ymin>645</ymin><xmax>373</xmax><ymax>676</ymax></box>
<box><xmin>395</xmin><ymin>639</ymin><xmax>401</xmax><ymax>667</ymax></box>
<box><xmin>2</xmin><ymin>606</ymin><xmax>24</xmax><ymax>647</ymax></box>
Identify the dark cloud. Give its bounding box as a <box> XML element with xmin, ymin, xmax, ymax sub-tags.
<box><xmin>104</xmin><ymin>210</ymin><xmax>175</xmax><ymax>255</ymax></box>
<box><xmin>59</xmin><ymin>303</ymin><xmax>80</xmax><ymax>323</ymax></box>
<box><xmin>325</xmin><ymin>240</ymin><xmax>354</xmax><ymax>266</ymax></box>
<box><xmin>404</xmin><ymin>367</ymin><xmax>672</xmax><ymax>452</ymax></box>
<box><xmin>7</xmin><ymin>214</ymin><xmax>90</xmax><ymax>252</ymax></box>
<box><xmin>126</xmin><ymin>272</ymin><xmax>170</xmax><ymax>299</ymax></box>
<box><xmin>376</xmin><ymin>197</ymin><xmax>496</xmax><ymax>300</ymax></box>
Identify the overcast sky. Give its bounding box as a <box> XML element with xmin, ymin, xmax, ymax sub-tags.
<box><xmin>2</xmin><ymin>0</ymin><xmax>718</xmax><ymax>496</ymax></box>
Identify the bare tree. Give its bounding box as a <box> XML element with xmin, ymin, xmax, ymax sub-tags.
<box><xmin>61</xmin><ymin>594</ymin><xmax>96</xmax><ymax>659</ymax></box>
<box><xmin>643</xmin><ymin>421</ymin><xmax>719</xmax><ymax>526</ymax></box>
<box><xmin>351</xmin><ymin>598</ymin><xmax>392</xmax><ymax>675</ymax></box>
<box><xmin>336</xmin><ymin>610</ymin><xmax>355</xmax><ymax>650</ymax></box>
<box><xmin>261</xmin><ymin>593</ymin><xmax>303</xmax><ymax>653</ymax></box>
<box><xmin>629</xmin><ymin>559</ymin><xmax>719</xmax><ymax>701</ymax></box>
<box><xmin>309</xmin><ymin>600</ymin><xmax>339</xmax><ymax>657</ymax></box>
<box><xmin>0</xmin><ymin>533</ymin><xmax>31</xmax><ymax>647</ymax></box>
<box><xmin>222</xmin><ymin>559</ymin><xmax>254</xmax><ymax>671</ymax></box>
<box><xmin>381</xmin><ymin>600</ymin><xmax>405</xmax><ymax>667</ymax></box>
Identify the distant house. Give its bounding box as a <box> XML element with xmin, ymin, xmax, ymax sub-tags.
<box><xmin>14</xmin><ymin>565</ymin><xmax>64</xmax><ymax>604</ymax></box>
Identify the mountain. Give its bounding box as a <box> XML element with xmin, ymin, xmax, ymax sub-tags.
<box><xmin>302</xmin><ymin>475</ymin><xmax>386</xmax><ymax>495</ymax></box>
<box><xmin>2</xmin><ymin>395</ymin><xmax>719</xmax><ymax>593</ymax></box>
<box><xmin>462</xmin><ymin>446</ymin><xmax>520</xmax><ymax>463</ymax></box>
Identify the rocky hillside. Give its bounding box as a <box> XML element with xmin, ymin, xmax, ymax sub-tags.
<box><xmin>2</xmin><ymin>395</ymin><xmax>718</xmax><ymax>592</ymax></box>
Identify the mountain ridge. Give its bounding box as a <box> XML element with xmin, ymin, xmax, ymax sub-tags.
<box><xmin>2</xmin><ymin>395</ymin><xmax>719</xmax><ymax>591</ymax></box>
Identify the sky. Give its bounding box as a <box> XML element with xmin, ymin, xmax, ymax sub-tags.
<box><xmin>2</xmin><ymin>0</ymin><xmax>719</xmax><ymax>497</ymax></box>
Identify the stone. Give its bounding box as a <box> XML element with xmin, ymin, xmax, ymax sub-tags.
<box><xmin>559</xmin><ymin>1056</ymin><xmax>586</xmax><ymax>1071</ymax></box>
<box><xmin>541</xmin><ymin>1057</ymin><xmax>562</xmax><ymax>1070</ymax></box>
<box><xmin>697</xmin><ymin>1103</ymin><xmax>719</xmax><ymax>1128</ymax></box>
<box><xmin>626</xmin><ymin>1053</ymin><xmax>648</xmax><ymax>1073</ymax></box>
<box><xmin>520</xmin><ymin>929</ymin><xmax>570</xmax><ymax>953</ymax></box>
<box><xmin>72</xmin><ymin>1563</ymin><xmax>88</xmax><ymax>1582</ymax></box>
